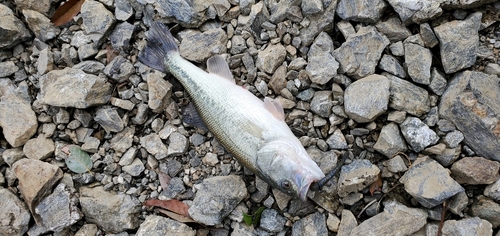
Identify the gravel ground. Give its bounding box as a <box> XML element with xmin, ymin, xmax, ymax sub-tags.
<box><xmin>1</xmin><ymin>0</ymin><xmax>500</xmax><ymax>235</ymax></box>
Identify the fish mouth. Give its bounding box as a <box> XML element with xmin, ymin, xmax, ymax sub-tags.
<box><xmin>298</xmin><ymin>180</ymin><xmax>313</xmax><ymax>201</ymax></box>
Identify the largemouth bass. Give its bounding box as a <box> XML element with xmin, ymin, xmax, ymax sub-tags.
<box><xmin>138</xmin><ymin>22</ymin><xmax>325</xmax><ymax>200</ymax></box>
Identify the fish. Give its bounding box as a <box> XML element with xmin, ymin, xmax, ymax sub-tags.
<box><xmin>138</xmin><ymin>22</ymin><xmax>325</xmax><ymax>200</ymax></box>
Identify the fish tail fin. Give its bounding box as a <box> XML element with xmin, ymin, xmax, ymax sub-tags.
<box><xmin>138</xmin><ymin>22</ymin><xmax>179</xmax><ymax>73</ymax></box>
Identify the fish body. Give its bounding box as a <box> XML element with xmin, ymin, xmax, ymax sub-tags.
<box><xmin>139</xmin><ymin>22</ymin><xmax>325</xmax><ymax>200</ymax></box>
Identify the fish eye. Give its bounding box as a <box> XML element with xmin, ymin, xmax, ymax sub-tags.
<box><xmin>281</xmin><ymin>180</ymin><xmax>291</xmax><ymax>190</ymax></box>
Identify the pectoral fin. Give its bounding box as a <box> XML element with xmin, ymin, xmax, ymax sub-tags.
<box><xmin>207</xmin><ymin>55</ymin><xmax>234</xmax><ymax>83</ymax></box>
<box><xmin>264</xmin><ymin>97</ymin><xmax>285</xmax><ymax>121</ymax></box>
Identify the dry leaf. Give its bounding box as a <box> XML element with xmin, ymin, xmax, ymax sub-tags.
<box><xmin>51</xmin><ymin>0</ymin><xmax>86</xmax><ymax>26</ymax></box>
<box><xmin>369</xmin><ymin>173</ymin><xmax>383</xmax><ymax>196</ymax></box>
<box><xmin>158</xmin><ymin>209</ymin><xmax>196</xmax><ymax>223</ymax></box>
<box><xmin>144</xmin><ymin>199</ymin><xmax>190</xmax><ymax>217</ymax></box>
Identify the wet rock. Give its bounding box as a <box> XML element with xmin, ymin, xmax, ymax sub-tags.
<box><xmin>167</xmin><ymin>132</ymin><xmax>188</xmax><ymax>157</ymax></box>
<box><xmin>140</xmin><ymin>133</ymin><xmax>168</xmax><ymax>160</ymax></box>
<box><xmin>399</xmin><ymin>158</ymin><xmax>464</xmax><ymax>208</ymax></box>
<box><xmin>400</xmin><ymin>117</ymin><xmax>439</xmax><ymax>152</ymax></box>
<box><xmin>104</xmin><ymin>55</ymin><xmax>135</xmax><ymax>83</ymax></box>
<box><xmin>374</xmin><ymin>123</ymin><xmax>408</xmax><ymax>158</ymax></box>
<box><xmin>292</xmin><ymin>212</ymin><xmax>327</xmax><ymax>236</ymax></box>
<box><xmin>306</xmin><ymin>32</ymin><xmax>339</xmax><ymax>85</ymax></box>
<box><xmin>136</xmin><ymin>215</ymin><xmax>196</xmax><ymax>236</ymax></box>
<box><xmin>255</xmin><ymin>43</ymin><xmax>286</xmax><ymax>74</ymax></box>
<box><xmin>299</xmin><ymin>0</ymin><xmax>337</xmax><ymax>47</ymax></box>
<box><xmin>22</xmin><ymin>9</ymin><xmax>59</xmax><ymax>42</ymax></box>
<box><xmin>238</xmin><ymin>2</ymin><xmax>270</xmax><ymax>38</ymax></box>
<box><xmin>336</xmin><ymin>0</ymin><xmax>387</xmax><ymax>23</ymax></box>
<box><xmin>333</xmin><ymin>26</ymin><xmax>390</xmax><ymax>79</ymax></box>
<box><xmin>338</xmin><ymin>159</ymin><xmax>380</xmax><ymax>197</ymax></box>
<box><xmin>439</xmin><ymin>71</ymin><xmax>500</xmax><ymax>162</ymax></box>
<box><xmin>378</xmin><ymin>54</ymin><xmax>406</xmax><ymax>78</ymax></box>
<box><xmin>310</xmin><ymin>91</ymin><xmax>333</xmax><ymax>118</ymax></box>
<box><xmin>434</xmin><ymin>12</ymin><xmax>481</xmax><ymax>74</ymax></box>
<box><xmin>344</xmin><ymin>74</ymin><xmax>390</xmax><ymax>123</ymax></box>
<box><xmin>179</xmin><ymin>28</ymin><xmax>227</xmax><ymax>63</ymax></box>
<box><xmin>38</xmin><ymin>68</ymin><xmax>112</xmax><ymax>108</ymax></box>
<box><xmin>110</xmin><ymin>22</ymin><xmax>135</xmax><ymax>51</ymax></box>
<box><xmin>13</xmin><ymin>159</ymin><xmax>63</xmax><ymax>223</ymax></box>
<box><xmin>405</xmin><ymin>41</ymin><xmax>432</xmax><ymax>85</ymax></box>
<box><xmin>188</xmin><ymin>175</ymin><xmax>247</xmax><ymax>225</ymax></box>
<box><xmin>94</xmin><ymin>107</ymin><xmax>124</xmax><ymax>133</ymax></box>
<box><xmin>326</xmin><ymin>128</ymin><xmax>348</xmax><ymax>150</ymax></box>
<box><xmin>0</xmin><ymin>187</ymin><xmax>31</xmax><ymax>236</ymax></box>
<box><xmin>442</xmin><ymin>217</ymin><xmax>493</xmax><ymax>236</ymax></box>
<box><xmin>374</xmin><ymin>16</ymin><xmax>412</xmax><ymax>42</ymax></box>
<box><xmin>23</xmin><ymin>135</ymin><xmax>54</xmax><ymax>160</ymax></box>
<box><xmin>451</xmin><ymin>157</ymin><xmax>500</xmax><ymax>185</ymax></box>
<box><xmin>80</xmin><ymin>0</ymin><xmax>116</xmax><ymax>46</ymax></box>
<box><xmin>259</xmin><ymin>209</ymin><xmax>286</xmax><ymax>233</ymax></box>
<box><xmin>79</xmin><ymin>186</ymin><xmax>140</xmax><ymax>233</ymax></box>
<box><xmin>387</xmin><ymin>0</ymin><xmax>443</xmax><ymax>25</ymax></box>
<box><xmin>470</xmin><ymin>197</ymin><xmax>500</xmax><ymax>228</ymax></box>
<box><xmin>35</xmin><ymin>183</ymin><xmax>82</xmax><ymax>232</ymax></box>
<box><xmin>0</xmin><ymin>86</ymin><xmax>37</xmax><ymax>147</ymax></box>
<box><xmin>0</xmin><ymin>4</ymin><xmax>31</xmax><ymax>49</ymax></box>
<box><xmin>350</xmin><ymin>200</ymin><xmax>427</xmax><ymax>235</ymax></box>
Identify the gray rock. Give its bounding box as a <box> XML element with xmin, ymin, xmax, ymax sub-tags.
<box><xmin>75</xmin><ymin>224</ymin><xmax>99</xmax><ymax>236</ymax></box>
<box><xmin>188</xmin><ymin>175</ymin><xmax>247</xmax><ymax>225</ymax></box>
<box><xmin>485</xmin><ymin>179</ymin><xmax>500</xmax><ymax>201</ymax></box>
<box><xmin>140</xmin><ymin>133</ymin><xmax>168</xmax><ymax>160</ymax></box>
<box><xmin>0</xmin><ymin>187</ymin><xmax>31</xmax><ymax>236</ymax></box>
<box><xmin>405</xmin><ymin>42</ymin><xmax>432</xmax><ymax>85</ymax></box>
<box><xmin>326</xmin><ymin>128</ymin><xmax>348</xmax><ymax>150</ymax></box>
<box><xmin>72</xmin><ymin>61</ymin><xmax>105</xmax><ymax>74</ymax></box>
<box><xmin>122</xmin><ymin>158</ymin><xmax>145</xmax><ymax>177</ymax></box>
<box><xmin>389</xmin><ymin>41</ymin><xmax>405</xmax><ymax>56</ymax></box>
<box><xmin>306</xmin><ymin>32</ymin><xmax>339</xmax><ymax>85</ymax></box>
<box><xmin>162</xmin><ymin>177</ymin><xmax>185</xmax><ymax>199</ymax></box>
<box><xmin>22</xmin><ymin>9</ymin><xmax>59</xmax><ymax>42</ymax></box>
<box><xmin>80</xmin><ymin>0</ymin><xmax>116</xmax><ymax>46</ymax></box>
<box><xmin>256</xmin><ymin>43</ymin><xmax>286</xmax><ymax>74</ymax></box>
<box><xmin>443</xmin><ymin>0</ymin><xmax>497</xmax><ymax>9</ymax></box>
<box><xmin>292</xmin><ymin>212</ymin><xmax>328</xmax><ymax>236</ymax></box>
<box><xmin>378</xmin><ymin>54</ymin><xmax>406</xmax><ymax>78</ymax></box>
<box><xmin>230</xmin><ymin>35</ymin><xmax>246</xmax><ymax>54</ymax></box>
<box><xmin>110</xmin><ymin>22</ymin><xmax>135</xmax><ymax>51</ymax></box>
<box><xmin>448</xmin><ymin>191</ymin><xmax>468</xmax><ymax>215</ymax></box>
<box><xmin>37</xmin><ymin>47</ymin><xmax>54</xmax><ymax>75</ymax></box>
<box><xmin>0</xmin><ymin>61</ymin><xmax>19</xmax><ymax>77</ymax></box>
<box><xmin>94</xmin><ymin>107</ymin><xmax>124</xmax><ymax>133</ymax></box>
<box><xmin>387</xmin><ymin>0</ymin><xmax>443</xmax><ymax>25</ymax></box>
<box><xmin>375</xmin><ymin>16</ymin><xmax>412</xmax><ymax>42</ymax></box>
<box><xmin>2</xmin><ymin>148</ymin><xmax>23</xmax><ymax>167</ymax></box>
<box><xmin>337</xmin><ymin>210</ymin><xmax>357</xmax><ymax>236</ymax></box>
<box><xmin>420</xmin><ymin>23</ymin><xmax>439</xmax><ymax>48</ymax></box>
<box><xmin>23</xmin><ymin>135</ymin><xmax>54</xmax><ymax>160</ymax></box>
<box><xmin>470</xmin><ymin>197</ymin><xmax>500</xmax><ymax>228</ymax></box>
<box><xmin>338</xmin><ymin>159</ymin><xmax>380</xmax><ymax>197</ymax></box>
<box><xmin>259</xmin><ymin>209</ymin><xmax>286</xmax><ymax>233</ymax></box>
<box><xmin>439</xmin><ymin>71</ymin><xmax>500</xmax><ymax>162</ymax></box>
<box><xmin>400</xmin><ymin>117</ymin><xmax>439</xmax><ymax>152</ymax></box>
<box><xmin>79</xmin><ymin>186</ymin><xmax>140</xmax><ymax>233</ymax></box>
<box><xmin>352</xmin><ymin>201</ymin><xmax>427</xmax><ymax>235</ymax></box>
<box><xmin>429</xmin><ymin>68</ymin><xmax>447</xmax><ymax>96</ymax></box>
<box><xmin>301</xmin><ymin>0</ymin><xmax>323</xmax><ymax>15</ymax></box>
<box><xmin>115</xmin><ymin>0</ymin><xmax>134</xmax><ymax>21</ymax></box>
<box><xmin>374</xmin><ymin>123</ymin><xmax>408</xmax><ymax>158</ymax></box>
<box><xmin>38</xmin><ymin>68</ymin><xmax>112</xmax><ymax>108</ymax></box>
<box><xmin>336</xmin><ymin>0</ymin><xmax>387</xmax><ymax>23</ymax></box>
<box><xmin>399</xmin><ymin>158</ymin><xmax>464</xmax><ymax>208</ymax></box>
<box><xmin>202</xmin><ymin>153</ymin><xmax>219</xmax><ymax>166</ymax></box>
<box><xmin>167</xmin><ymin>132</ymin><xmax>188</xmax><ymax>157</ymax></box>
<box><xmin>268</xmin><ymin>65</ymin><xmax>287</xmax><ymax>94</ymax></box>
<box><xmin>81</xmin><ymin>137</ymin><xmax>100</xmax><ymax>153</ymax></box>
<box><xmin>442</xmin><ymin>217</ymin><xmax>493</xmax><ymax>236</ymax></box>
<box><xmin>238</xmin><ymin>2</ymin><xmax>270</xmax><ymax>38</ymax></box>
<box><xmin>103</xmin><ymin>55</ymin><xmax>135</xmax><ymax>83</ymax></box>
<box><xmin>146</xmin><ymin>71</ymin><xmax>173</xmax><ymax>113</ymax></box>
<box><xmin>110</xmin><ymin>127</ymin><xmax>135</xmax><ymax>155</ymax></box>
<box><xmin>434</xmin><ymin>12</ymin><xmax>481</xmax><ymax>74</ymax></box>
<box><xmin>132</xmin><ymin>103</ymin><xmax>149</xmax><ymax>125</ymax></box>
<box><xmin>110</xmin><ymin>97</ymin><xmax>135</xmax><ymax>111</ymax></box>
<box><xmin>386</xmin><ymin>155</ymin><xmax>408</xmax><ymax>173</ymax></box>
<box><xmin>386</xmin><ymin>73</ymin><xmax>430</xmax><ymax>116</ymax></box>
<box><xmin>268</xmin><ymin>0</ymin><xmax>300</xmax><ymax>23</ymax></box>
<box><xmin>484</xmin><ymin>63</ymin><xmax>500</xmax><ymax>76</ymax></box>
<box><xmin>136</xmin><ymin>215</ymin><xmax>196</xmax><ymax>236</ymax></box>
<box><xmin>35</xmin><ymin>183</ymin><xmax>82</xmax><ymax>232</ymax></box>
<box><xmin>451</xmin><ymin>156</ymin><xmax>500</xmax><ymax>185</ymax></box>
<box><xmin>0</xmin><ymin>4</ymin><xmax>31</xmax><ymax>49</ymax></box>
<box><xmin>179</xmin><ymin>28</ymin><xmax>227</xmax><ymax>63</ymax></box>
<box><xmin>310</xmin><ymin>91</ymin><xmax>333</xmax><ymax>118</ymax></box>
<box><xmin>299</xmin><ymin>0</ymin><xmax>338</xmax><ymax>47</ymax></box>
<box><xmin>155</xmin><ymin>0</ymin><xmax>229</xmax><ymax>28</ymax></box>
<box><xmin>333</xmin><ymin>26</ymin><xmax>390</xmax><ymax>79</ymax></box>
<box><xmin>307</xmin><ymin>146</ymin><xmax>338</xmax><ymax>174</ymax></box>
<box><xmin>344</xmin><ymin>74</ymin><xmax>390</xmax><ymax>123</ymax></box>
<box><xmin>443</xmin><ymin>130</ymin><xmax>464</xmax><ymax>148</ymax></box>
<box><xmin>336</xmin><ymin>20</ymin><xmax>356</xmax><ymax>39</ymax></box>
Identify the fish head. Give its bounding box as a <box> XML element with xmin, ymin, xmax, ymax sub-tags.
<box><xmin>256</xmin><ymin>139</ymin><xmax>325</xmax><ymax>200</ymax></box>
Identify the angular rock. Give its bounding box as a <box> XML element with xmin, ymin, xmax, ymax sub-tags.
<box><xmin>301</xmin><ymin>0</ymin><xmax>323</xmax><ymax>16</ymax></box>
<box><xmin>387</xmin><ymin>0</ymin><xmax>443</xmax><ymax>25</ymax></box>
<box><xmin>0</xmin><ymin>61</ymin><xmax>18</xmax><ymax>77</ymax></box>
<box><xmin>337</xmin><ymin>210</ymin><xmax>357</xmax><ymax>236</ymax></box>
<box><xmin>73</xmin><ymin>61</ymin><xmax>105</xmax><ymax>75</ymax></box>
<box><xmin>94</xmin><ymin>107</ymin><xmax>124</xmax><ymax>133</ymax></box>
<box><xmin>443</xmin><ymin>130</ymin><xmax>464</xmax><ymax>148</ymax></box>
<box><xmin>434</xmin><ymin>12</ymin><xmax>481</xmax><ymax>74</ymax></box>
<box><xmin>35</xmin><ymin>183</ymin><xmax>82</xmax><ymax>232</ymax></box>
<box><xmin>374</xmin><ymin>123</ymin><xmax>408</xmax><ymax>158</ymax></box>
<box><xmin>378</xmin><ymin>54</ymin><xmax>406</xmax><ymax>78</ymax></box>
<box><xmin>136</xmin><ymin>215</ymin><xmax>196</xmax><ymax>236</ymax></box>
<box><xmin>123</xmin><ymin>158</ymin><xmax>145</xmax><ymax>177</ymax></box>
<box><xmin>292</xmin><ymin>212</ymin><xmax>327</xmax><ymax>236</ymax></box>
<box><xmin>419</xmin><ymin>23</ymin><xmax>439</xmax><ymax>48</ymax></box>
<box><xmin>299</xmin><ymin>0</ymin><xmax>338</xmax><ymax>46</ymax></box>
<box><xmin>268</xmin><ymin>0</ymin><xmax>301</xmax><ymax>23</ymax></box>
<box><xmin>179</xmin><ymin>28</ymin><xmax>227</xmax><ymax>63</ymax></box>
<box><xmin>470</xmin><ymin>197</ymin><xmax>500</xmax><ymax>228</ymax></box>
<box><xmin>188</xmin><ymin>175</ymin><xmax>247</xmax><ymax>225</ymax></box>
<box><xmin>310</xmin><ymin>91</ymin><xmax>333</xmax><ymax>118</ymax></box>
<box><xmin>75</xmin><ymin>224</ymin><xmax>99</xmax><ymax>236</ymax></box>
<box><xmin>439</xmin><ymin>71</ymin><xmax>500</xmax><ymax>162</ymax></box>
<box><xmin>140</xmin><ymin>133</ymin><xmax>168</xmax><ymax>160</ymax></box>
<box><xmin>103</xmin><ymin>55</ymin><xmax>134</xmax><ymax>83</ymax></box>
<box><xmin>400</xmin><ymin>117</ymin><xmax>438</xmax><ymax>152</ymax></box>
<box><xmin>338</xmin><ymin>159</ymin><xmax>380</xmax><ymax>197</ymax></box>
<box><xmin>442</xmin><ymin>217</ymin><xmax>493</xmax><ymax>236</ymax></box>
<box><xmin>115</xmin><ymin>0</ymin><xmax>134</xmax><ymax>21</ymax></box>
<box><xmin>386</xmin><ymin>73</ymin><xmax>430</xmax><ymax>116</ymax></box>
<box><xmin>167</xmin><ymin>132</ymin><xmax>188</xmax><ymax>157</ymax></box>
<box><xmin>147</xmin><ymin>72</ymin><xmax>173</xmax><ymax>113</ymax></box>
<box><xmin>79</xmin><ymin>186</ymin><xmax>140</xmax><ymax>233</ymax></box>
<box><xmin>350</xmin><ymin>201</ymin><xmax>427</xmax><ymax>235</ymax></box>
<box><xmin>405</xmin><ymin>42</ymin><xmax>432</xmax><ymax>85</ymax></box>
<box><xmin>268</xmin><ymin>65</ymin><xmax>287</xmax><ymax>94</ymax></box>
<box><xmin>110</xmin><ymin>127</ymin><xmax>135</xmax><ymax>155</ymax></box>
<box><xmin>255</xmin><ymin>43</ymin><xmax>286</xmax><ymax>74</ymax></box>
<box><xmin>399</xmin><ymin>158</ymin><xmax>464</xmax><ymax>208</ymax></box>
<box><xmin>429</xmin><ymin>68</ymin><xmax>447</xmax><ymax>96</ymax></box>
<box><xmin>344</xmin><ymin>74</ymin><xmax>390</xmax><ymax>123</ymax></box>
<box><xmin>110</xmin><ymin>22</ymin><xmax>135</xmax><ymax>51</ymax></box>
<box><xmin>0</xmin><ymin>187</ymin><xmax>31</xmax><ymax>236</ymax></box>
<box><xmin>238</xmin><ymin>2</ymin><xmax>270</xmax><ymax>38</ymax></box>
<box><xmin>22</xmin><ymin>9</ymin><xmax>59</xmax><ymax>42</ymax></box>
<box><xmin>306</xmin><ymin>32</ymin><xmax>339</xmax><ymax>85</ymax></box>
<box><xmin>451</xmin><ymin>157</ymin><xmax>500</xmax><ymax>185</ymax></box>
<box><xmin>326</xmin><ymin>128</ymin><xmax>348</xmax><ymax>150</ymax></box>
<box><xmin>23</xmin><ymin>135</ymin><xmax>54</xmax><ymax>160</ymax></box>
<box><xmin>80</xmin><ymin>0</ymin><xmax>115</xmax><ymax>46</ymax></box>
<box><xmin>38</xmin><ymin>68</ymin><xmax>112</xmax><ymax>108</ymax></box>
<box><xmin>333</xmin><ymin>26</ymin><xmax>390</xmax><ymax>79</ymax></box>
<box><xmin>485</xmin><ymin>179</ymin><xmax>500</xmax><ymax>201</ymax></box>
<box><xmin>0</xmin><ymin>4</ymin><xmax>31</xmax><ymax>49</ymax></box>
<box><xmin>0</xmin><ymin>91</ymin><xmax>37</xmax><ymax>147</ymax></box>
<box><xmin>259</xmin><ymin>209</ymin><xmax>286</xmax><ymax>233</ymax></box>
<box><xmin>374</xmin><ymin>16</ymin><xmax>412</xmax><ymax>42</ymax></box>
<box><xmin>155</xmin><ymin>0</ymin><xmax>229</xmax><ymax>28</ymax></box>
<box><xmin>336</xmin><ymin>0</ymin><xmax>387</xmax><ymax>23</ymax></box>
<box><xmin>13</xmin><ymin>159</ymin><xmax>63</xmax><ymax>223</ymax></box>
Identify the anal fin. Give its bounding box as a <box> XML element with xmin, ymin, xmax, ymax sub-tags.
<box><xmin>182</xmin><ymin>103</ymin><xmax>208</xmax><ymax>130</ymax></box>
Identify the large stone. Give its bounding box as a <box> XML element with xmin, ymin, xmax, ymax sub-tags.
<box><xmin>292</xmin><ymin>212</ymin><xmax>328</xmax><ymax>236</ymax></box>
<box><xmin>22</xmin><ymin>9</ymin><xmax>60</xmax><ymax>42</ymax></box>
<box><xmin>147</xmin><ymin>71</ymin><xmax>173</xmax><ymax>113</ymax></box>
<box><xmin>451</xmin><ymin>157</ymin><xmax>500</xmax><ymax>185</ymax></box>
<box><xmin>374</xmin><ymin>123</ymin><xmax>408</xmax><ymax>158</ymax></box>
<box><xmin>439</xmin><ymin>71</ymin><xmax>500</xmax><ymax>162</ymax></box>
<box><xmin>387</xmin><ymin>0</ymin><xmax>443</xmax><ymax>25</ymax></box>
<box><xmin>0</xmin><ymin>187</ymin><xmax>31</xmax><ymax>236</ymax></box>
<box><xmin>237</xmin><ymin>2</ymin><xmax>270</xmax><ymax>39</ymax></box>
<box><xmin>385</xmin><ymin>73</ymin><xmax>430</xmax><ymax>116</ymax></box>
<box><xmin>38</xmin><ymin>68</ymin><xmax>112</xmax><ymax>108</ymax></box>
<box><xmin>470</xmin><ymin>197</ymin><xmax>500</xmax><ymax>228</ymax></box>
<box><xmin>0</xmin><ymin>3</ymin><xmax>31</xmax><ymax>49</ymax></box>
<box><xmin>136</xmin><ymin>215</ymin><xmax>196</xmax><ymax>236</ymax></box>
<box><xmin>80</xmin><ymin>0</ymin><xmax>116</xmax><ymax>46</ymax></box>
<box><xmin>255</xmin><ymin>43</ymin><xmax>286</xmax><ymax>74</ymax></box>
<box><xmin>442</xmin><ymin>217</ymin><xmax>493</xmax><ymax>236</ymax></box>
<box><xmin>299</xmin><ymin>0</ymin><xmax>338</xmax><ymax>47</ymax></box>
<box><xmin>434</xmin><ymin>12</ymin><xmax>481</xmax><ymax>74</ymax></box>
<box><xmin>23</xmin><ymin>135</ymin><xmax>55</xmax><ymax>160</ymax></box>
<box><xmin>338</xmin><ymin>159</ymin><xmax>380</xmax><ymax>197</ymax></box>
<box><xmin>179</xmin><ymin>28</ymin><xmax>227</xmax><ymax>63</ymax></box>
<box><xmin>35</xmin><ymin>183</ymin><xmax>82</xmax><ymax>232</ymax></box>
<box><xmin>344</xmin><ymin>74</ymin><xmax>390</xmax><ymax>123</ymax></box>
<box><xmin>336</xmin><ymin>0</ymin><xmax>387</xmax><ymax>23</ymax></box>
<box><xmin>405</xmin><ymin>42</ymin><xmax>432</xmax><ymax>85</ymax></box>
<box><xmin>155</xmin><ymin>0</ymin><xmax>230</xmax><ymax>28</ymax></box>
<box><xmin>374</xmin><ymin>16</ymin><xmax>412</xmax><ymax>42</ymax></box>
<box><xmin>306</xmin><ymin>32</ymin><xmax>339</xmax><ymax>85</ymax></box>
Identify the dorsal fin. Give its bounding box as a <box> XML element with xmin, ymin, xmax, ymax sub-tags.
<box><xmin>264</xmin><ymin>97</ymin><xmax>285</xmax><ymax>121</ymax></box>
<box><xmin>207</xmin><ymin>55</ymin><xmax>234</xmax><ymax>83</ymax></box>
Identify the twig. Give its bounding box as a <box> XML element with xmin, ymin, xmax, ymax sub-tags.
<box><xmin>310</xmin><ymin>151</ymin><xmax>349</xmax><ymax>191</ymax></box>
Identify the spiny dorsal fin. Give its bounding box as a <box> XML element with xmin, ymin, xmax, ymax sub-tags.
<box><xmin>264</xmin><ymin>97</ymin><xmax>285</xmax><ymax>121</ymax></box>
<box><xmin>207</xmin><ymin>55</ymin><xmax>234</xmax><ymax>83</ymax></box>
